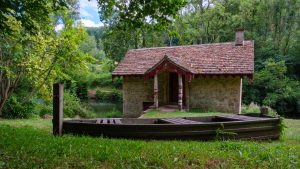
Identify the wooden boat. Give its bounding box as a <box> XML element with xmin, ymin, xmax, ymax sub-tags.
<box><xmin>61</xmin><ymin>114</ymin><xmax>281</xmax><ymax>140</ymax></box>
<box><xmin>52</xmin><ymin>83</ymin><xmax>281</xmax><ymax>140</ymax></box>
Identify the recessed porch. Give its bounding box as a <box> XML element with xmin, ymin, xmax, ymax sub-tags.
<box><xmin>143</xmin><ymin>55</ymin><xmax>193</xmax><ymax>111</ymax></box>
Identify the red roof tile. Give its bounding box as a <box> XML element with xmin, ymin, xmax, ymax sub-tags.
<box><xmin>112</xmin><ymin>41</ymin><xmax>254</xmax><ymax>76</ymax></box>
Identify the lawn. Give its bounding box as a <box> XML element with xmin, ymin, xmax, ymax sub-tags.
<box><xmin>0</xmin><ymin>114</ymin><xmax>299</xmax><ymax>168</ymax></box>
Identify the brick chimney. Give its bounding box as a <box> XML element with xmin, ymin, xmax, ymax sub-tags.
<box><xmin>235</xmin><ymin>29</ymin><xmax>244</xmax><ymax>46</ymax></box>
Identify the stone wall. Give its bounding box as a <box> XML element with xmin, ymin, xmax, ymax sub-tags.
<box><xmin>122</xmin><ymin>72</ymin><xmax>169</xmax><ymax>117</ymax></box>
<box><xmin>189</xmin><ymin>76</ymin><xmax>242</xmax><ymax>113</ymax></box>
<box><xmin>122</xmin><ymin>75</ymin><xmax>242</xmax><ymax>117</ymax></box>
<box><xmin>122</xmin><ymin>76</ymin><xmax>153</xmax><ymax>117</ymax></box>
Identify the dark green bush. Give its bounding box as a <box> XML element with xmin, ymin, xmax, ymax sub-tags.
<box><xmin>91</xmin><ymin>73</ymin><xmax>122</xmax><ymax>89</ymax></box>
<box><xmin>63</xmin><ymin>92</ymin><xmax>95</xmax><ymax>118</ymax></box>
<box><xmin>2</xmin><ymin>96</ymin><xmax>36</xmax><ymax>119</ymax></box>
<box><xmin>76</xmin><ymin>82</ymin><xmax>88</xmax><ymax>100</ymax></box>
<box><xmin>243</xmin><ymin>59</ymin><xmax>300</xmax><ymax>115</ymax></box>
<box><xmin>35</xmin><ymin>103</ymin><xmax>52</xmax><ymax>118</ymax></box>
<box><xmin>64</xmin><ymin>81</ymin><xmax>88</xmax><ymax>100</ymax></box>
<box><xmin>95</xmin><ymin>89</ymin><xmax>122</xmax><ymax>103</ymax></box>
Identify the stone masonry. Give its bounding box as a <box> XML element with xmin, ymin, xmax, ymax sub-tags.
<box><xmin>189</xmin><ymin>76</ymin><xmax>242</xmax><ymax>113</ymax></box>
<box><xmin>123</xmin><ymin>75</ymin><xmax>242</xmax><ymax>117</ymax></box>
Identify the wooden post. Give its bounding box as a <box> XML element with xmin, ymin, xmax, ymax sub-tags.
<box><xmin>154</xmin><ymin>74</ymin><xmax>158</xmax><ymax>108</ymax></box>
<box><xmin>178</xmin><ymin>74</ymin><xmax>183</xmax><ymax>111</ymax></box>
<box><xmin>186</xmin><ymin>79</ymin><xmax>190</xmax><ymax>111</ymax></box>
<box><xmin>53</xmin><ymin>83</ymin><xmax>63</xmax><ymax>136</ymax></box>
<box><xmin>238</xmin><ymin>78</ymin><xmax>242</xmax><ymax>114</ymax></box>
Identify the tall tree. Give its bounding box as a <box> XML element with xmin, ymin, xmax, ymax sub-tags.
<box><xmin>0</xmin><ymin>0</ymin><xmax>93</xmax><ymax>114</ymax></box>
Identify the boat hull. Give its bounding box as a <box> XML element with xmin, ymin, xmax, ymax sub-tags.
<box><xmin>62</xmin><ymin>115</ymin><xmax>281</xmax><ymax>140</ymax></box>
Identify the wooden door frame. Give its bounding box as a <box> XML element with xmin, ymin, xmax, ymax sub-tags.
<box><xmin>168</xmin><ymin>72</ymin><xmax>185</xmax><ymax>105</ymax></box>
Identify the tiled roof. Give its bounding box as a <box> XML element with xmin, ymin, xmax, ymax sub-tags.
<box><xmin>112</xmin><ymin>41</ymin><xmax>254</xmax><ymax>76</ymax></box>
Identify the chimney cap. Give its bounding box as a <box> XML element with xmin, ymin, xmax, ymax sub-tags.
<box><xmin>235</xmin><ymin>29</ymin><xmax>244</xmax><ymax>46</ymax></box>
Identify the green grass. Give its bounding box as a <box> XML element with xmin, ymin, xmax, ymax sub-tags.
<box><xmin>0</xmin><ymin>115</ymin><xmax>300</xmax><ymax>168</ymax></box>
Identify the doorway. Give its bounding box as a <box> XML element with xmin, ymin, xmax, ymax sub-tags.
<box><xmin>169</xmin><ymin>72</ymin><xmax>185</xmax><ymax>105</ymax></box>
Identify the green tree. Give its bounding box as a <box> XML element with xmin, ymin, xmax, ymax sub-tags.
<box><xmin>244</xmin><ymin>59</ymin><xmax>300</xmax><ymax>114</ymax></box>
<box><xmin>0</xmin><ymin>1</ymin><xmax>93</xmax><ymax>115</ymax></box>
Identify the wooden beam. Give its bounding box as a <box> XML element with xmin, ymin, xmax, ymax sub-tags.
<box><xmin>154</xmin><ymin>74</ymin><xmax>158</xmax><ymax>108</ymax></box>
<box><xmin>178</xmin><ymin>74</ymin><xmax>183</xmax><ymax>111</ymax></box>
<box><xmin>239</xmin><ymin>78</ymin><xmax>242</xmax><ymax>114</ymax></box>
<box><xmin>53</xmin><ymin>83</ymin><xmax>63</xmax><ymax>136</ymax></box>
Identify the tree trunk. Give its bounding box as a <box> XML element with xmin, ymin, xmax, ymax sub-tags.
<box><xmin>0</xmin><ymin>98</ymin><xmax>8</xmax><ymax>116</ymax></box>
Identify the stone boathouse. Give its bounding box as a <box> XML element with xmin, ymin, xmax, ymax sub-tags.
<box><xmin>112</xmin><ymin>30</ymin><xmax>254</xmax><ymax>117</ymax></box>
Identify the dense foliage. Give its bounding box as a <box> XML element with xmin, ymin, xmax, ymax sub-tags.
<box><xmin>0</xmin><ymin>0</ymin><xmax>94</xmax><ymax>118</ymax></box>
<box><xmin>95</xmin><ymin>89</ymin><xmax>122</xmax><ymax>103</ymax></box>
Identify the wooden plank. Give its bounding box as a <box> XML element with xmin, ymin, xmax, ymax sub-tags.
<box><xmin>114</xmin><ymin>119</ymin><xmax>122</xmax><ymax>124</ymax></box>
<box><xmin>102</xmin><ymin>119</ymin><xmax>108</xmax><ymax>124</ymax></box>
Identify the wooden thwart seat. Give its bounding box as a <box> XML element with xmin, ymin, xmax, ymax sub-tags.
<box><xmin>96</xmin><ymin>118</ymin><xmax>122</xmax><ymax>124</ymax></box>
<box><xmin>161</xmin><ymin>118</ymin><xmax>203</xmax><ymax>124</ymax></box>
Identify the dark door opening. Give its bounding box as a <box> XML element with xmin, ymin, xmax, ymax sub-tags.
<box><xmin>169</xmin><ymin>73</ymin><xmax>185</xmax><ymax>105</ymax></box>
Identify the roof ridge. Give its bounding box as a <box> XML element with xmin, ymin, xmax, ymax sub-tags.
<box><xmin>130</xmin><ymin>40</ymin><xmax>253</xmax><ymax>51</ymax></box>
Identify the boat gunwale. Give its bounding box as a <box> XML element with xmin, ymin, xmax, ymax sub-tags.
<box><xmin>62</xmin><ymin>116</ymin><xmax>280</xmax><ymax>127</ymax></box>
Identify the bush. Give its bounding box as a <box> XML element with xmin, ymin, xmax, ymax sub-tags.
<box><xmin>35</xmin><ymin>103</ymin><xmax>53</xmax><ymax>117</ymax></box>
<box><xmin>242</xmin><ymin>102</ymin><xmax>277</xmax><ymax>116</ymax></box>
<box><xmin>2</xmin><ymin>96</ymin><xmax>36</xmax><ymax>119</ymax></box>
<box><xmin>243</xmin><ymin>59</ymin><xmax>300</xmax><ymax>115</ymax></box>
<box><xmin>64</xmin><ymin>81</ymin><xmax>88</xmax><ymax>100</ymax></box>
<box><xmin>63</xmin><ymin>92</ymin><xmax>95</xmax><ymax>118</ymax></box>
<box><xmin>106</xmin><ymin>108</ymin><xmax>122</xmax><ymax>118</ymax></box>
<box><xmin>91</xmin><ymin>73</ymin><xmax>122</xmax><ymax>89</ymax></box>
<box><xmin>76</xmin><ymin>82</ymin><xmax>88</xmax><ymax>100</ymax></box>
<box><xmin>33</xmin><ymin>92</ymin><xmax>95</xmax><ymax>118</ymax></box>
<box><xmin>95</xmin><ymin>89</ymin><xmax>122</xmax><ymax>103</ymax></box>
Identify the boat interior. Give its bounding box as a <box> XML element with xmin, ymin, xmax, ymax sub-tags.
<box><xmin>65</xmin><ymin>115</ymin><xmax>268</xmax><ymax>125</ymax></box>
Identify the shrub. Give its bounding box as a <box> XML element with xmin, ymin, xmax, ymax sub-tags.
<box><xmin>243</xmin><ymin>59</ymin><xmax>300</xmax><ymax>115</ymax></box>
<box><xmin>35</xmin><ymin>103</ymin><xmax>52</xmax><ymax>117</ymax></box>
<box><xmin>64</xmin><ymin>81</ymin><xmax>88</xmax><ymax>100</ymax></box>
<box><xmin>76</xmin><ymin>82</ymin><xmax>88</xmax><ymax>100</ymax></box>
<box><xmin>242</xmin><ymin>103</ymin><xmax>260</xmax><ymax>113</ymax></box>
<box><xmin>63</xmin><ymin>92</ymin><xmax>95</xmax><ymax>118</ymax></box>
<box><xmin>242</xmin><ymin>102</ymin><xmax>277</xmax><ymax>116</ymax></box>
<box><xmin>106</xmin><ymin>108</ymin><xmax>122</xmax><ymax>118</ymax></box>
<box><xmin>95</xmin><ymin>89</ymin><xmax>122</xmax><ymax>103</ymax></box>
<box><xmin>2</xmin><ymin>96</ymin><xmax>36</xmax><ymax>119</ymax></box>
<box><xmin>33</xmin><ymin>92</ymin><xmax>95</xmax><ymax>118</ymax></box>
<box><xmin>91</xmin><ymin>73</ymin><xmax>122</xmax><ymax>89</ymax></box>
